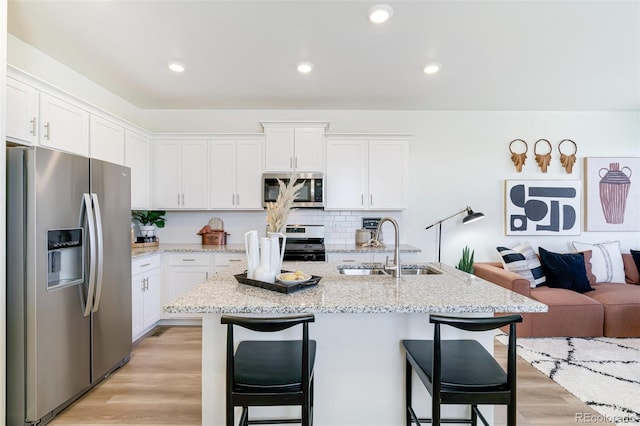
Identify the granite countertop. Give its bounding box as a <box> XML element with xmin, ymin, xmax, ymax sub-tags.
<box><xmin>163</xmin><ymin>261</ymin><xmax>547</xmax><ymax>315</ymax></box>
<box><xmin>132</xmin><ymin>243</ymin><xmax>421</xmax><ymax>259</ymax></box>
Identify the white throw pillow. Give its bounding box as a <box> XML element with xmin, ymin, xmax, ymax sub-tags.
<box><xmin>497</xmin><ymin>241</ymin><xmax>546</xmax><ymax>288</ymax></box>
<box><xmin>572</xmin><ymin>241</ymin><xmax>625</xmax><ymax>283</ymax></box>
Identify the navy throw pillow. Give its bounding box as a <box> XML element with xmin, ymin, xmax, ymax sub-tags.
<box><xmin>631</xmin><ymin>249</ymin><xmax>640</xmax><ymax>276</ymax></box>
<box><xmin>539</xmin><ymin>247</ymin><xmax>594</xmax><ymax>293</ymax></box>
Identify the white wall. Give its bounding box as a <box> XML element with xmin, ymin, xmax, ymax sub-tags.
<box><xmin>143</xmin><ymin>109</ymin><xmax>640</xmax><ymax>264</ymax></box>
<box><xmin>7</xmin><ymin>37</ymin><xmax>640</xmax><ymax>265</ymax></box>
<box><xmin>7</xmin><ymin>34</ymin><xmax>142</xmax><ymax>125</ymax></box>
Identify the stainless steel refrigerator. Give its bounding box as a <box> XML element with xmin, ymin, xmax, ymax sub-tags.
<box><xmin>6</xmin><ymin>146</ymin><xmax>132</xmax><ymax>425</ymax></box>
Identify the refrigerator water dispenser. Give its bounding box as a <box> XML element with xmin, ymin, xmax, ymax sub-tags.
<box><xmin>47</xmin><ymin>228</ymin><xmax>84</xmax><ymax>289</ymax></box>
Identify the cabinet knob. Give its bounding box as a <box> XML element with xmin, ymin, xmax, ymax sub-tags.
<box><xmin>30</xmin><ymin>118</ymin><xmax>37</xmax><ymax>136</ymax></box>
<box><xmin>44</xmin><ymin>122</ymin><xmax>51</xmax><ymax>140</ymax></box>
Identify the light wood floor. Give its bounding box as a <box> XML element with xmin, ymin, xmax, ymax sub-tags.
<box><xmin>50</xmin><ymin>326</ymin><xmax>613</xmax><ymax>425</ymax></box>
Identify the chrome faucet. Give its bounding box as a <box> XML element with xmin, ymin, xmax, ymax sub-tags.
<box><xmin>374</xmin><ymin>217</ymin><xmax>400</xmax><ymax>277</ymax></box>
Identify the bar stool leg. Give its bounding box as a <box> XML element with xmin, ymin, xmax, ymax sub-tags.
<box><xmin>471</xmin><ymin>404</ymin><xmax>478</xmax><ymax>426</ymax></box>
<box><xmin>405</xmin><ymin>357</ymin><xmax>412</xmax><ymax>426</ymax></box>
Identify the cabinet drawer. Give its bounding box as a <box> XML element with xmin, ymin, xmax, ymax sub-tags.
<box><xmin>132</xmin><ymin>255</ymin><xmax>161</xmax><ymax>274</ymax></box>
<box><xmin>167</xmin><ymin>253</ymin><xmax>213</xmax><ymax>266</ymax></box>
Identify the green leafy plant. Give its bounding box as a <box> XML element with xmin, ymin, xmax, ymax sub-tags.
<box><xmin>131</xmin><ymin>210</ymin><xmax>167</xmax><ymax>228</ymax></box>
<box><xmin>456</xmin><ymin>245</ymin><xmax>475</xmax><ymax>273</ymax></box>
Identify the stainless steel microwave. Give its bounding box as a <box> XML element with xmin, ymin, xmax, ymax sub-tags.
<box><xmin>262</xmin><ymin>173</ymin><xmax>324</xmax><ymax>208</ymax></box>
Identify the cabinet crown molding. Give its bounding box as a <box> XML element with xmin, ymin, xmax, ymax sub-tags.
<box><xmin>259</xmin><ymin>121</ymin><xmax>330</xmax><ymax>131</ymax></box>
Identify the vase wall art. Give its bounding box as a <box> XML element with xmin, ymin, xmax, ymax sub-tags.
<box><xmin>505</xmin><ymin>180</ymin><xmax>581</xmax><ymax>236</ymax></box>
<box><xmin>585</xmin><ymin>157</ymin><xmax>640</xmax><ymax>231</ymax></box>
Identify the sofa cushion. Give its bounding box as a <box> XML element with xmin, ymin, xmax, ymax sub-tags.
<box><xmin>572</xmin><ymin>241</ymin><xmax>625</xmax><ymax>283</ymax></box>
<box><xmin>580</xmin><ymin>250</ymin><xmax>597</xmax><ymax>285</ymax></box>
<box><xmin>539</xmin><ymin>247</ymin><xmax>594</xmax><ymax>293</ymax></box>
<box><xmin>497</xmin><ymin>242</ymin><xmax>545</xmax><ymax>288</ymax></box>
<box><xmin>589</xmin><ymin>283</ymin><xmax>640</xmax><ymax>337</ymax></box>
<box><xmin>528</xmin><ymin>286</ymin><xmax>603</xmax><ymax>337</ymax></box>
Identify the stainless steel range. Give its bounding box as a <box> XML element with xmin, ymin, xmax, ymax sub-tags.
<box><xmin>283</xmin><ymin>225</ymin><xmax>326</xmax><ymax>262</ymax></box>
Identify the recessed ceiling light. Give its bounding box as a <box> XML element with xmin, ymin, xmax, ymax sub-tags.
<box><xmin>168</xmin><ymin>62</ymin><xmax>185</xmax><ymax>73</ymax></box>
<box><xmin>369</xmin><ymin>4</ymin><xmax>393</xmax><ymax>24</ymax></box>
<box><xmin>423</xmin><ymin>63</ymin><xmax>441</xmax><ymax>75</ymax></box>
<box><xmin>297</xmin><ymin>62</ymin><xmax>314</xmax><ymax>74</ymax></box>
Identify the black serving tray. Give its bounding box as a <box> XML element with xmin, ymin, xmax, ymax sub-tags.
<box><xmin>234</xmin><ymin>271</ymin><xmax>321</xmax><ymax>294</ymax></box>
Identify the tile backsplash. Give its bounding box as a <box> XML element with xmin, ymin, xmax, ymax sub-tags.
<box><xmin>151</xmin><ymin>210</ymin><xmax>403</xmax><ymax>245</ymax></box>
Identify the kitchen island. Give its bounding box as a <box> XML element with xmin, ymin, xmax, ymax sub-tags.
<box><xmin>164</xmin><ymin>261</ymin><xmax>546</xmax><ymax>426</ymax></box>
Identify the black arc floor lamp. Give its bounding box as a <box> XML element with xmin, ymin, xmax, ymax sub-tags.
<box><xmin>425</xmin><ymin>206</ymin><xmax>485</xmax><ymax>262</ymax></box>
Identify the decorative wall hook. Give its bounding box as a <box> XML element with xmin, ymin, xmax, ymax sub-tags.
<box><xmin>509</xmin><ymin>139</ymin><xmax>528</xmax><ymax>172</ymax></box>
<box><xmin>558</xmin><ymin>139</ymin><xmax>577</xmax><ymax>174</ymax></box>
<box><xmin>534</xmin><ymin>139</ymin><xmax>552</xmax><ymax>173</ymax></box>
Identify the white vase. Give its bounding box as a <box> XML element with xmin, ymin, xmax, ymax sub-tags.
<box><xmin>253</xmin><ymin>237</ymin><xmax>275</xmax><ymax>283</ymax></box>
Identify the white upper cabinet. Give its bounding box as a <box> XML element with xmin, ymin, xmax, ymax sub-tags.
<box><xmin>209</xmin><ymin>137</ymin><xmax>263</xmax><ymax>210</ymax></box>
<box><xmin>90</xmin><ymin>115</ymin><xmax>125</xmax><ymax>165</ymax></box>
<box><xmin>152</xmin><ymin>139</ymin><xmax>208</xmax><ymax>209</ymax></box>
<box><xmin>39</xmin><ymin>92</ymin><xmax>90</xmax><ymax>157</ymax></box>
<box><xmin>262</xmin><ymin>122</ymin><xmax>328</xmax><ymax>172</ymax></box>
<box><xmin>6</xmin><ymin>77</ymin><xmax>38</xmax><ymax>145</ymax></box>
<box><xmin>325</xmin><ymin>135</ymin><xmax>410</xmax><ymax>210</ymax></box>
<box><xmin>125</xmin><ymin>130</ymin><xmax>151</xmax><ymax>209</ymax></box>
<box><xmin>325</xmin><ymin>139</ymin><xmax>367</xmax><ymax>209</ymax></box>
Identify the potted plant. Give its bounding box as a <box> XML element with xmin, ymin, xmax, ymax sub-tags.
<box><xmin>456</xmin><ymin>245</ymin><xmax>475</xmax><ymax>274</ymax></box>
<box><xmin>131</xmin><ymin>210</ymin><xmax>167</xmax><ymax>237</ymax></box>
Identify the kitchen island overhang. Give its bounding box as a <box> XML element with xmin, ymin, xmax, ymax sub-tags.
<box><xmin>164</xmin><ymin>261</ymin><xmax>546</xmax><ymax>426</ymax></box>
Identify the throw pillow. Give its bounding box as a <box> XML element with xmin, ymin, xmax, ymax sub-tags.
<box><xmin>631</xmin><ymin>249</ymin><xmax>640</xmax><ymax>284</ymax></box>
<box><xmin>572</xmin><ymin>241</ymin><xmax>625</xmax><ymax>283</ymax></box>
<box><xmin>539</xmin><ymin>247</ymin><xmax>594</xmax><ymax>293</ymax></box>
<box><xmin>497</xmin><ymin>242</ymin><xmax>546</xmax><ymax>288</ymax></box>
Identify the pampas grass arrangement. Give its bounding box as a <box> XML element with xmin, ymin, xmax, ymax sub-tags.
<box><xmin>266</xmin><ymin>172</ymin><xmax>303</xmax><ymax>233</ymax></box>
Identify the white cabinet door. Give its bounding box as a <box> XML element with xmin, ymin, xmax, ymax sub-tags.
<box><xmin>163</xmin><ymin>253</ymin><xmax>213</xmax><ymax>318</ymax></box>
<box><xmin>214</xmin><ymin>253</ymin><xmax>247</xmax><ymax>274</ymax></box>
<box><xmin>39</xmin><ymin>93</ymin><xmax>89</xmax><ymax>156</ymax></box>
<box><xmin>89</xmin><ymin>114</ymin><xmax>124</xmax><ymax>165</ymax></box>
<box><xmin>325</xmin><ymin>139</ymin><xmax>367</xmax><ymax>209</ymax></box>
<box><xmin>235</xmin><ymin>138</ymin><xmax>263</xmax><ymax>209</ymax></box>
<box><xmin>152</xmin><ymin>140</ymin><xmax>182</xmax><ymax>208</ymax></box>
<box><xmin>209</xmin><ymin>138</ymin><xmax>263</xmax><ymax>209</ymax></box>
<box><xmin>294</xmin><ymin>127</ymin><xmax>324</xmax><ymax>171</ymax></box>
<box><xmin>209</xmin><ymin>139</ymin><xmax>237</xmax><ymax>209</ymax></box>
<box><xmin>125</xmin><ymin>131</ymin><xmax>151</xmax><ymax>209</ymax></box>
<box><xmin>326</xmin><ymin>253</ymin><xmax>373</xmax><ymax>263</ymax></box>
<box><xmin>368</xmin><ymin>140</ymin><xmax>409</xmax><ymax>210</ymax></box>
<box><xmin>90</xmin><ymin>115</ymin><xmax>125</xmax><ymax>165</ymax></box>
<box><xmin>131</xmin><ymin>255</ymin><xmax>161</xmax><ymax>341</ymax></box>
<box><xmin>131</xmin><ymin>272</ymin><xmax>145</xmax><ymax>341</ymax></box>
<box><xmin>6</xmin><ymin>77</ymin><xmax>37</xmax><ymax>144</ymax></box>
<box><xmin>181</xmin><ymin>141</ymin><xmax>209</xmax><ymax>208</ymax></box>
<box><xmin>264</xmin><ymin>127</ymin><xmax>294</xmax><ymax>172</ymax></box>
<box><xmin>143</xmin><ymin>267</ymin><xmax>162</xmax><ymax>329</ymax></box>
<box><xmin>152</xmin><ymin>140</ymin><xmax>208</xmax><ymax>209</ymax></box>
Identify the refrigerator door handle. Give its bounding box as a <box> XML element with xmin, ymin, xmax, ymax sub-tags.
<box><xmin>80</xmin><ymin>193</ymin><xmax>97</xmax><ymax>317</ymax></box>
<box><xmin>91</xmin><ymin>193</ymin><xmax>105</xmax><ymax>312</ymax></box>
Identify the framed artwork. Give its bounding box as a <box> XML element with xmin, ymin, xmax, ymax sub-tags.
<box><xmin>585</xmin><ymin>157</ymin><xmax>640</xmax><ymax>231</ymax></box>
<box><xmin>505</xmin><ymin>180</ymin><xmax>581</xmax><ymax>235</ymax></box>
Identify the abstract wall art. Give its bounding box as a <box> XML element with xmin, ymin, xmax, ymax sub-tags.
<box><xmin>505</xmin><ymin>180</ymin><xmax>581</xmax><ymax>235</ymax></box>
<box><xmin>585</xmin><ymin>157</ymin><xmax>640</xmax><ymax>231</ymax></box>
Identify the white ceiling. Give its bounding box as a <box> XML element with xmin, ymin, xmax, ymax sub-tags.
<box><xmin>7</xmin><ymin>0</ymin><xmax>640</xmax><ymax>111</ymax></box>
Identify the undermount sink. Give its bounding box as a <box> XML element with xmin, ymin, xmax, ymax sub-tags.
<box><xmin>338</xmin><ymin>265</ymin><xmax>443</xmax><ymax>276</ymax></box>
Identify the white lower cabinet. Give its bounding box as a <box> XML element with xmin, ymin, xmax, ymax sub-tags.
<box><xmin>328</xmin><ymin>252</ymin><xmax>418</xmax><ymax>264</ymax></box>
<box><xmin>131</xmin><ymin>255</ymin><xmax>162</xmax><ymax>342</ymax></box>
<box><xmin>214</xmin><ymin>253</ymin><xmax>247</xmax><ymax>274</ymax></box>
<box><xmin>162</xmin><ymin>253</ymin><xmax>214</xmax><ymax>318</ymax></box>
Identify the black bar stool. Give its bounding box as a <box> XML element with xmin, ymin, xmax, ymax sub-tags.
<box><xmin>402</xmin><ymin>314</ymin><xmax>522</xmax><ymax>426</ymax></box>
<box><xmin>221</xmin><ymin>314</ymin><xmax>316</xmax><ymax>426</ymax></box>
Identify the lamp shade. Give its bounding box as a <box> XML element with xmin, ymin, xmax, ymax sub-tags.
<box><xmin>462</xmin><ymin>207</ymin><xmax>485</xmax><ymax>225</ymax></box>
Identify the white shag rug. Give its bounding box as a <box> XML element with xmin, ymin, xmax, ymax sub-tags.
<box><xmin>496</xmin><ymin>334</ymin><xmax>640</xmax><ymax>426</ymax></box>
